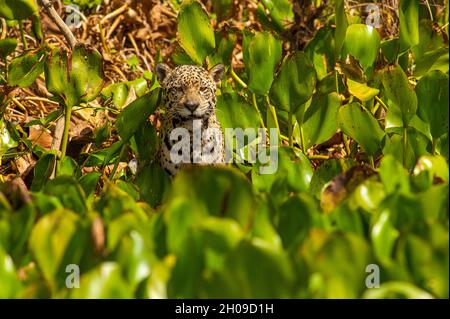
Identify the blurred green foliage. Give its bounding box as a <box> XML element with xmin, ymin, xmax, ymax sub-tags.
<box><xmin>0</xmin><ymin>0</ymin><xmax>449</xmax><ymax>299</ymax></box>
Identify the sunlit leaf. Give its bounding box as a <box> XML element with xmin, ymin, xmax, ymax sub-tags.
<box><xmin>177</xmin><ymin>0</ymin><xmax>215</xmax><ymax>65</ymax></box>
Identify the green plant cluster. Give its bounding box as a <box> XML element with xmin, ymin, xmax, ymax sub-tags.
<box><xmin>0</xmin><ymin>0</ymin><xmax>449</xmax><ymax>299</ymax></box>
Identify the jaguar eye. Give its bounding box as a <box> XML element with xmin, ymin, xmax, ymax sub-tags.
<box><xmin>200</xmin><ymin>86</ymin><xmax>209</xmax><ymax>93</ymax></box>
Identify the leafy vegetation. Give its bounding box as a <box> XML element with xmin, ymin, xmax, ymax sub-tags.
<box><xmin>0</xmin><ymin>0</ymin><xmax>448</xmax><ymax>299</ymax></box>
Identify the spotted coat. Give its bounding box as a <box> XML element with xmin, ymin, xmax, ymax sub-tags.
<box><xmin>155</xmin><ymin>64</ymin><xmax>226</xmax><ymax>176</ymax></box>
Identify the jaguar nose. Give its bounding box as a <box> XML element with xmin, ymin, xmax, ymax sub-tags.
<box><xmin>184</xmin><ymin>101</ymin><xmax>199</xmax><ymax>111</ymax></box>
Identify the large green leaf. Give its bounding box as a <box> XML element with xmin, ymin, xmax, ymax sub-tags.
<box><xmin>8</xmin><ymin>47</ymin><xmax>48</xmax><ymax>88</ymax></box>
<box><xmin>276</xmin><ymin>194</ymin><xmax>316</xmax><ymax>251</ymax></box>
<box><xmin>29</xmin><ymin>209</ymin><xmax>81</xmax><ymax>288</ymax></box>
<box><xmin>115</xmin><ymin>89</ymin><xmax>160</xmax><ymax>142</ymax></box>
<box><xmin>270</xmin><ymin>52</ymin><xmax>317</xmax><ymax>113</ymax></box>
<box><xmin>169</xmin><ymin>167</ymin><xmax>255</xmax><ymax>228</ymax></box>
<box><xmin>246</xmin><ymin>32</ymin><xmax>282</xmax><ymax>95</ymax></box>
<box><xmin>399</xmin><ymin>0</ymin><xmax>419</xmax><ymax>52</ymax></box>
<box><xmin>177</xmin><ymin>0</ymin><xmax>215</xmax><ymax>65</ymax></box>
<box><xmin>45</xmin><ymin>44</ymin><xmax>104</xmax><ymax>107</ymax></box>
<box><xmin>204</xmin><ymin>239</ymin><xmax>295</xmax><ymax>298</ymax></box>
<box><xmin>135</xmin><ymin>163</ymin><xmax>171</xmax><ymax>208</ymax></box>
<box><xmin>0</xmin><ymin>0</ymin><xmax>38</xmax><ymax>20</ymax></box>
<box><xmin>338</xmin><ymin>102</ymin><xmax>384</xmax><ymax>155</ymax></box>
<box><xmin>342</xmin><ymin>24</ymin><xmax>380</xmax><ymax>71</ymax></box>
<box><xmin>382</xmin><ymin>64</ymin><xmax>418</xmax><ymax>127</ymax></box>
<box><xmin>299</xmin><ymin>231</ymin><xmax>371</xmax><ymax>298</ymax></box>
<box><xmin>415</xmin><ymin>71</ymin><xmax>449</xmax><ymax>140</ymax></box>
<box><xmin>300</xmin><ymin>92</ymin><xmax>340</xmax><ymax>149</ymax></box>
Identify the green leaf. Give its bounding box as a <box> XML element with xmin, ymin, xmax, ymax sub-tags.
<box><xmin>414</xmin><ymin>47</ymin><xmax>449</xmax><ymax>77</ymax></box>
<box><xmin>300</xmin><ymin>231</ymin><xmax>371</xmax><ymax>298</ymax></box>
<box><xmin>116</xmin><ymin>89</ymin><xmax>160</xmax><ymax>142</ymax></box>
<box><xmin>277</xmin><ymin>194</ymin><xmax>316</xmax><ymax>251</ymax></box>
<box><xmin>216</xmin><ymin>92</ymin><xmax>261</xmax><ymax>131</ymax></box>
<box><xmin>0</xmin><ymin>0</ymin><xmax>38</xmax><ymax>20</ymax></box>
<box><xmin>216</xmin><ymin>92</ymin><xmax>262</xmax><ymax>155</ymax></box>
<box><xmin>399</xmin><ymin>0</ymin><xmax>419</xmax><ymax>52</ymax></box>
<box><xmin>29</xmin><ymin>209</ymin><xmax>81</xmax><ymax>288</ymax></box>
<box><xmin>168</xmin><ymin>216</ymin><xmax>244</xmax><ymax>298</ymax></box>
<box><xmin>334</xmin><ymin>0</ymin><xmax>348</xmax><ymax>59</ymax></box>
<box><xmin>383</xmin><ymin>127</ymin><xmax>429</xmax><ymax>170</ymax></box>
<box><xmin>30</xmin><ymin>153</ymin><xmax>56</xmax><ymax>192</ymax></box>
<box><xmin>0</xmin><ymin>38</ymin><xmax>18</xmax><ymax>59</ymax></box>
<box><xmin>300</xmin><ymin>92</ymin><xmax>340</xmax><ymax>149</ymax></box>
<box><xmin>252</xmin><ymin>147</ymin><xmax>313</xmax><ymax>195</ymax></box>
<box><xmin>169</xmin><ymin>167</ymin><xmax>255</xmax><ymax>228</ymax></box>
<box><xmin>246</xmin><ymin>32</ymin><xmax>282</xmax><ymax>95</ymax></box>
<box><xmin>177</xmin><ymin>0</ymin><xmax>215</xmax><ymax>65</ymax></box>
<box><xmin>382</xmin><ymin>64</ymin><xmax>418</xmax><ymax>126</ymax></box>
<box><xmin>260</xmin><ymin>0</ymin><xmax>294</xmax><ymax>32</ymax></box>
<box><xmin>70</xmin><ymin>262</ymin><xmax>132</xmax><ymax>298</ymax></box>
<box><xmin>45</xmin><ymin>44</ymin><xmax>104</xmax><ymax>107</ymax></box>
<box><xmin>133</xmin><ymin>121</ymin><xmax>157</xmax><ymax>161</ymax></box>
<box><xmin>42</xmin><ymin>177</ymin><xmax>87</xmax><ymax>215</ymax></box>
<box><xmin>347</xmin><ymin>78</ymin><xmax>379</xmax><ymax>102</ymax></box>
<box><xmin>79</xmin><ymin>172</ymin><xmax>101</xmax><ymax>197</ymax></box>
<box><xmin>8</xmin><ymin>47</ymin><xmax>48</xmax><ymax>88</ymax></box>
<box><xmin>208</xmin><ymin>29</ymin><xmax>237</xmax><ymax>66</ymax></box>
<box><xmin>304</xmin><ymin>26</ymin><xmax>335</xmax><ymax>80</ymax></box>
<box><xmin>270</xmin><ymin>52</ymin><xmax>317</xmax><ymax>113</ymax></box>
<box><xmin>135</xmin><ymin>163</ymin><xmax>171</xmax><ymax>208</ymax></box>
<box><xmin>0</xmin><ymin>246</ymin><xmax>22</xmax><ymax>298</ymax></box>
<box><xmin>379</xmin><ymin>154</ymin><xmax>410</xmax><ymax>194</ymax></box>
<box><xmin>342</xmin><ymin>24</ymin><xmax>380</xmax><ymax>70</ymax></box>
<box><xmin>415</xmin><ymin>71</ymin><xmax>449</xmax><ymax>140</ymax></box>
<box><xmin>204</xmin><ymin>239</ymin><xmax>295</xmax><ymax>298</ymax></box>
<box><xmin>371</xmin><ymin>209</ymin><xmax>400</xmax><ymax>262</ymax></box>
<box><xmin>102</xmin><ymin>82</ymin><xmax>129</xmax><ymax>109</ymax></box>
<box><xmin>0</xmin><ymin>119</ymin><xmax>18</xmax><ymax>160</ymax></box>
<box><xmin>338</xmin><ymin>102</ymin><xmax>384</xmax><ymax>155</ymax></box>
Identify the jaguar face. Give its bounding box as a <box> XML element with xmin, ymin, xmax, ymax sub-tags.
<box><xmin>155</xmin><ymin>64</ymin><xmax>225</xmax><ymax>120</ymax></box>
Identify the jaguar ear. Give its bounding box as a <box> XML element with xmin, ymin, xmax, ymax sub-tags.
<box><xmin>209</xmin><ymin>64</ymin><xmax>225</xmax><ymax>84</ymax></box>
<box><xmin>155</xmin><ymin>63</ymin><xmax>172</xmax><ymax>87</ymax></box>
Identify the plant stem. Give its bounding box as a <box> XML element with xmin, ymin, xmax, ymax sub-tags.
<box><xmin>425</xmin><ymin>0</ymin><xmax>434</xmax><ymax>21</ymax></box>
<box><xmin>369</xmin><ymin>155</ymin><xmax>375</xmax><ymax>168</ymax></box>
<box><xmin>287</xmin><ymin>111</ymin><xmax>293</xmax><ymax>148</ymax></box>
<box><xmin>251</xmin><ymin>93</ymin><xmax>266</xmax><ymax>130</ymax></box>
<box><xmin>335</xmin><ymin>71</ymin><xmax>340</xmax><ymax>94</ymax></box>
<box><xmin>231</xmin><ymin>67</ymin><xmax>248</xmax><ymax>89</ymax></box>
<box><xmin>375</xmin><ymin>96</ymin><xmax>388</xmax><ymax>112</ymax></box>
<box><xmin>309</xmin><ymin>155</ymin><xmax>330</xmax><ymax>160</ymax></box>
<box><xmin>58</xmin><ymin>105</ymin><xmax>73</xmax><ymax>174</ymax></box>
<box><xmin>432</xmin><ymin>138</ymin><xmax>437</xmax><ymax>155</ymax></box>
<box><xmin>19</xmin><ymin>20</ymin><xmax>28</xmax><ymax>50</ymax></box>
<box><xmin>403</xmin><ymin>127</ymin><xmax>408</xmax><ymax>167</ymax></box>
<box><xmin>342</xmin><ymin>133</ymin><xmax>351</xmax><ymax>156</ymax></box>
<box><xmin>109</xmin><ymin>143</ymin><xmax>127</xmax><ymax>181</ymax></box>
<box><xmin>299</xmin><ymin>126</ymin><xmax>306</xmax><ymax>153</ymax></box>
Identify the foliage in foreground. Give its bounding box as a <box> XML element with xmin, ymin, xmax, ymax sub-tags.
<box><xmin>0</xmin><ymin>0</ymin><xmax>449</xmax><ymax>298</ymax></box>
